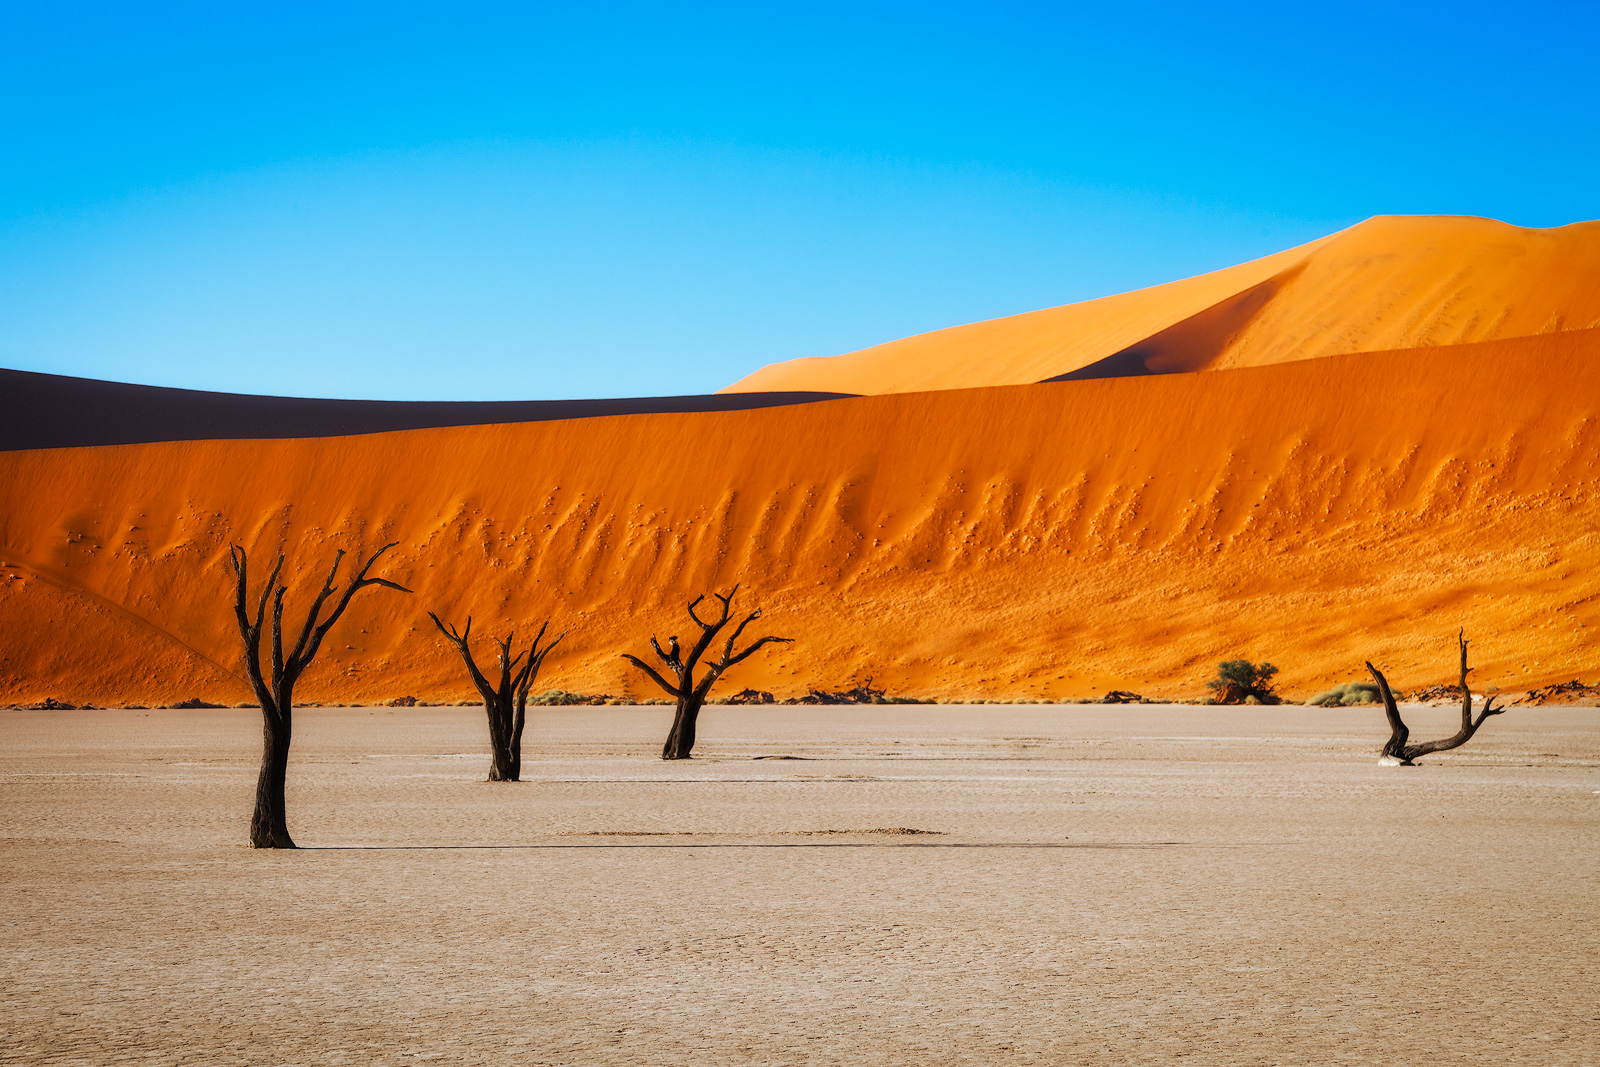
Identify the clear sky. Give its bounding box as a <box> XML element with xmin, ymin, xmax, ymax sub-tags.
<box><xmin>2</xmin><ymin>1</ymin><xmax>1596</xmax><ymax>400</ymax></box>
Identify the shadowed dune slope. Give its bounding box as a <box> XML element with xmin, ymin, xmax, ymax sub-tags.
<box><xmin>1</xmin><ymin>329</ymin><xmax>1597</xmax><ymax>705</ymax></box>
<box><xmin>0</xmin><ymin>368</ymin><xmax>854</xmax><ymax>451</ymax></box>
<box><xmin>722</xmin><ymin>216</ymin><xmax>1600</xmax><ymax>394</ymax></box>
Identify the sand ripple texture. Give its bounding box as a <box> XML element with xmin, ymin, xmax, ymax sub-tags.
<box><xmin>3</xmin><ymin>327</ymin><xmax>1599</xmax><ymax>706</ymax></box>
<box><xmin>3</xmin><ymin>704</ymin><xmax>1597</xmax><ymax>1066</ymax></box>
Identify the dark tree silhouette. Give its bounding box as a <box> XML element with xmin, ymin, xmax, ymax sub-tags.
<box><xmin>428</xmin><ymin>613</ymin><xmax>566</xmax><ymax>781</ymax></box>
<box><xmin>229</xmin><ymin>542</ymin><xmax>410</xmax><ymax>848</ymax></box>
<box><xmin>1366</xmin><ymin>631</ymin><xmax>1506</xmax><ymax>765</ymax></box>
<box><xmin>622</xmin><ymin>586</ymin><xmax>791</xmax><ymax>759</ymax></box>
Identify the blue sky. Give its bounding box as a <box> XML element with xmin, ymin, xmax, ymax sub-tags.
<box><xmin>2</xmin><ymin>1</ymin><xmax>1596</xmax><ymax>400</ymax></box>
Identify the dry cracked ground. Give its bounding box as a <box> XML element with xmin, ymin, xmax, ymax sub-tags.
<box><xmin>2</xmin><ymin>703</ymin><xmax>1597</xmax><ymax>1066</ymax></box>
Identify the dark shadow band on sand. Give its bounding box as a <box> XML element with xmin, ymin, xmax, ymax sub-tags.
<box><xmin>301</xmin><ymin>841</ymin><xmax>1192</xmax><ymax>850</ymax></box>
<box><xmin>0</xmin><ymin>368</ymin><xmax>858</xmax><ymax>451</ymax></box>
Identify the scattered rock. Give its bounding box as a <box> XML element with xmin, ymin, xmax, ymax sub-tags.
<box><xmin>785</xmin><ymin>678</ymin><xmax>929</xmax><ymax>704</ymax></box>
<box><xmin>789</xmin><ymin>679</ymin><xmax>887</xmax><ymax>704</ymax></box>
<box><xmin>529</xmin><ymin>689</ymin><xmax>611</xmax><ymax>706</ymax></box>
<box><xmin>1524</xmin><ymin>679</ymin><xmax>1600</xmax><ymax>706</ymax></box>
<box><xmin>1410</xmin><ymin>684</ymin><xmax>1466</xmax><ymax>704</ymax></box>
<box><xmin>788</xmin><ymin>827</ymin><xmax>943</xmax><ymax>836</ymax></box>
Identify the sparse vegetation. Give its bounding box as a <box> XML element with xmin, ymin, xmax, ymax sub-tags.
<box><xmin>1206</xmin><ymin>660</ymin><xmax>1281</xmax><ymax>704</ymax></box>
<box><xmin>1305</xmin><ymin>681</ymin><xmax>1393</xmax><ymax>706</ymax></box>
<box><xmin>528</xmin><ymin>689</ymin><xmax>608</xmax><ymax>706</ymax></box>
<box><xmin>788</xmin><ymin>678</ymin><xmax>927</xmax><ymax>704</ymax></box>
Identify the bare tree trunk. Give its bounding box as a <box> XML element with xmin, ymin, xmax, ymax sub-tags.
<box><xmin>249</xmin><ymin>711</ymin><xmax>294</xmax><ymax>848</ymax></box>
<box><xmin>488</xmin><ymin>716</ymin><xmax>516</xmax><ymax>781</ymax></box>
<box><xmin>662</xmin><ymin>695</ymin><xmax>704</xmax><ymax>761</ymax></box>
<box><xmin>509</xmin><ymin>693</ymin><xmax>528</xmax><ymax>781</ymax></box>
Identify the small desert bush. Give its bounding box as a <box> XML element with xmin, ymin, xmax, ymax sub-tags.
<box><xmin>1305</xmin><ymin>681</ymin><xmax>1398</xmax><ymax>707</ymax></box>
<box><xmin>529</xmin><ymin>689</ymin><xmax>603</xmax><ymax>706</ymax></box>
<box><xmin>1206</xmin><ymin>660</ymin><xmax>1281</xmax><ymax>705</ymax></box>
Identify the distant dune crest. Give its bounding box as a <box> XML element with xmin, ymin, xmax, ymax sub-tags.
<box><xmin>721</xmin><ymin>215</ymin><xmax>1600</xmax><ymax>394</ymax></box>
<box><xmin>2</xmin><ymin>216</ymin><xmax>1597</xmax><ymax>705</ymax></box>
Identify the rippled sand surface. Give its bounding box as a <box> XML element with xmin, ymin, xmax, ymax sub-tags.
<box><xmin>3</xmin><ymin>704</ymin><xmax>1596</xmax><ymax>1065</ymax></box>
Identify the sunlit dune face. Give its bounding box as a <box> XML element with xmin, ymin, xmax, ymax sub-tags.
<box><xmin>2</xmin><ymin>328</ymin><xmax>1596</xmax><ymax>705</ymax></box>
<box><xmin>722</xmin><ymin>216</ymin><xmax>1600</xmax><ymax>395</ymax></box>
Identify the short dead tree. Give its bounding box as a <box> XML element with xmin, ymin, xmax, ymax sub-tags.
<box><xmin>621</xmin><ymin>586</ymin><xmax>791</xmax><ymax>760</ymax></box>
<box><xmin>229</xmin><ymin>542</ymin><xmax>410</xmax><ymax>848</ymax></box>
<box><xmin>428</xmin><ymin>613</ymin><xmax>566</xmax><ymax>781</ymax></box>
<box><xmin>1365</xmin><ymin>631</ymin><xmax>1507</xmax><ymax>765</ymax></box>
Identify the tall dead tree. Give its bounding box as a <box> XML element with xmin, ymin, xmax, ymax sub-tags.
<box><xmin>1366</xmin><ymin>630</ymin><xmax>1507</xmax><ymax>765</ymax></box>
<box><xmin>428</xmin><ymin>613</ymin><xmax>565</xmax><ymax>781</ymax></box>
<box><xmin>622</xmin><ymin>586</ymin><xmax>792</xmax><ymax>760</ymax></box>
<box><xmin>230</xmin><ymin>542</ymin><xmax>410</xmax><ymax>848</ymax></box>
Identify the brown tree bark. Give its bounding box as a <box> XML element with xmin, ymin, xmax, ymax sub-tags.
<box><xmin>1366</xmin><ymin>630</ymin><xmax>1507</xmax><ymax>765</ymax></box>
<box><xmin>429</xmin><ymin>613</ymin><xmax>566</xmax><ymax>781</ymax></box>
<box><xmin>621</xmin><ymin>586</ymin><xmax>791</xmax><ymax>760</ymax></box>
<box><xmin>229</xmin><ymin>542</ymin><xmax>410</xmax><ymax>847</ymax></box>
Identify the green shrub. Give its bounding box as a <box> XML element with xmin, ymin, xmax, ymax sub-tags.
<box><xmin>1206</xmin><ymin>660</ymin><xmax>1281</xmax><ymax>704</ymax></box>
<box><xmin>1305</xmin><ymin>681</ymin><xmax>1400</xmax><ymax>707</ymax></box>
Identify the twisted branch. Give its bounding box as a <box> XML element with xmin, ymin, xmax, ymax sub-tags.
<box><xmin>1367</xmin><ymin>630</ymin><xmax>1506</xmax><ymax>765</ymax></box>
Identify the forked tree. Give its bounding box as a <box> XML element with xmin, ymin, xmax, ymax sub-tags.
<box><xmin>622</xmin><ymin>586</ymin><xmax>792</xmax><ymax>760</ymax></box>
<box><xmin>1365</xmin><ymin>630</ymin><xmax>1506</xmax><ymax>765</ymax></box>
<box><xmin>229</xmin><ymin>542</ymin><xmax>410</xmax><ymax>848</ymax></box>
<box><xmin>428</xmin><ymin>613</ymin><xmax>566</xmax><ymax>781</ymax></box>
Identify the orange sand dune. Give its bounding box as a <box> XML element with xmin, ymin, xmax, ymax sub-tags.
<box><xmin>722</xmin><ymin>216</ymin><xmax>1600</xmax><ymax>394</ymax></box>
<box><xmin>2</xmin><ymin>328</ymin><xmax>1597</xmax><ymax>705</ymax></box>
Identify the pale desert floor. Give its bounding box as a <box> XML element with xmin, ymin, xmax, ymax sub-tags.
<box><xmin>2</xmin><ymin>703</ymin><xmax>1597</xmax><ymax>1066</ymax></box>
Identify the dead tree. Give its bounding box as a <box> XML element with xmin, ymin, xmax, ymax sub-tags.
<box><xmin>428</xmin><ymin>613</ymin><xmax>565</xmax><ymax>781</ymax></box>
<box><xmin>1365</xmin><ymin>630</ymin><xmax>1506</xmax><ymax>765</ymax></box>
<box><xmin>229</xmin><ymin>542</ymin><xmax>410</xmax><ymax>848</ymax></box>
<box><xmin>622</xmin><ymin>586</ymin><xmax>791</xmax><ymax>760</ymax></box>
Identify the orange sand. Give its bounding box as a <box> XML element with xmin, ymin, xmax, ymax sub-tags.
<box><xmin>722</xmin><ymin>216</ymin><xmax>1600</xmax><ymax>394</ymax></box>
<box><xmin>2</xmin><ymin>328</ymin><xmax>1596</xmax><ymax>705</ymax></box>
